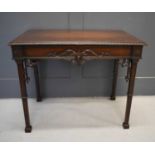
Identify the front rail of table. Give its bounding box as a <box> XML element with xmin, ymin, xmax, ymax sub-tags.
<box><xmin>9</xmin><ymin>30</ymin><xmax>146</xmax><ymax>132</ymax></box>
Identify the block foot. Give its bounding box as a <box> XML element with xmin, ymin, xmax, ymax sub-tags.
<box><xmin>110</xmin><ymin>96</ymin><xmax>116</xmax><ymax>100</ymax></box>
<box><xmin>25</xmin><ymin>125</ymin><xmax>32</xmax><ymax>133</ymax></box>
<box><xmin>37</xmin><ymin>97</ymin><xmax>42</xmax><ymax>102</ymax></box>
<box><xmin>122</xmin><ymin>122</ymin><xmax>129</xmax><ymax>129</ymax></box>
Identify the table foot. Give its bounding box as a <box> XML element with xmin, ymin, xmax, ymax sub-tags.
<box><xmin>25</xmin><ymin>125</ymin><xmax>32</xmax><ymax>133</ymax></box>
<box><xmin>122</xmin><ymin>122</ymin><xmax>129</xmax><ymax>129</ymax></box>
<box><xmin>110</xmin><ymin>96</ymin><xmax>116</xmax><ymax>100</ymax></box>
<box><xmin>37</xmin><ymin>98</ymin><xmax>42</xmax><ymax>102</ymax></box>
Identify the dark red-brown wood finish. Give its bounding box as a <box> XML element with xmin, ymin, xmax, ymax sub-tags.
<box><xmin>10</xmin><ymin>30</ymin><xmax>146</xmax><ymax>132</ymax></box>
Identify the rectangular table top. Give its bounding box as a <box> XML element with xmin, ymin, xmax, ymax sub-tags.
<box><xmin>10</xmin><ymin>29</ymin><xmax>146</xmax><ymax>46</ymax></box>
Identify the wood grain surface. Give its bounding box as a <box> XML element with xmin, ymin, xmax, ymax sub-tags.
<box><xmin>10</xmin><ymin>29</ymin><xmax>146</xmax><ymax>46</ymax></box>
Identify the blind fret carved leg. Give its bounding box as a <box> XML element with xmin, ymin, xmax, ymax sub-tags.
<box><xmin>16</xmin><ymin>60</ymin><xmax>32</xmax><ymax>133</ymax></box>
<box><xmin>32</xmin><ymin>61</ymin><xmax>42</xmax><ymax>102</ymax></box>
<box><xmin>110</xmin><ymin>59</ymin><xmax>119</xmax><ymax>100</ymax></box>
<box><xmin>123</xmin><ymin>59</ymin><xmax>138</xmax><ymax>129</ymax></box>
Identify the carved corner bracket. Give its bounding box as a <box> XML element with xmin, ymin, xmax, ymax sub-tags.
<box><xmin>119</xmin><ymin>58</ymin><xmax>131</xmax><ymax>82</ymax></box>
<box><xmin>23</xmin><ymin>59</ymin><xmax>39</xmax><ymax>83</ymax></box>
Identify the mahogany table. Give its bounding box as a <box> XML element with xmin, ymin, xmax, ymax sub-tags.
<box><xmin>9</xmin><ymin>29</ymin><xmax>146</xmax><ymax>132</ymax></box>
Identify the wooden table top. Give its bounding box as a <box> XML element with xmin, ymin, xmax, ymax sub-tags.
<box><xmin>10</xmin><ymin>29</ymin><xmax>146</xmax><ymax>46</ymax></box>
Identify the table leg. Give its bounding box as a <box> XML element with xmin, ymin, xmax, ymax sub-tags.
<box><xmin>110</xmin><ymin>59</ymin><xmax>119</xmax><ymax>100</ymax></box>
<box><xmin>16</xmin><ymin>60</ymin><xmax>32</xmax><ymax>133</ymax></box>
<box><xmin>123</xmin><ymin>59</ymin><xmax>138</xmax><ymax>129</ymax></box>
<box><xmin>33</xmin><ymin>61</ymin><xmax>42</xmax><ymax>102</ymax></box>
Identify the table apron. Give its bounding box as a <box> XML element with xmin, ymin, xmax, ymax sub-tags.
<box><xmin>12</xmin><ymin>45</ymin><xmax>142</xmax><ymax>60</ymax></box>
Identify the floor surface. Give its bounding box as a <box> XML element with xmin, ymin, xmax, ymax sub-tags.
<box><xmin>0</xmin><ymin>96</ymin><xmax>155</xmax><ymax>141</ymax></box>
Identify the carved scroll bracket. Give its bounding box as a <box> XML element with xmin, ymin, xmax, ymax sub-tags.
<box><xmin>23</xmin><ymin>60</ymin><xmax>30</xmax><ymax>83</ymax></box>
<box><xmin>23</xmin><ymin>60</ymin><xmax>38</xmax><ymax>83</ymax></box>
<box><xmin>119</xmin><ymin>58</ymin><xmax>131</xmax><ymax>82</ymax></box>
<box><xmin>47</xmin><ymin>48</ymin><xmax>112</xmax><ymax>65</ymax></box>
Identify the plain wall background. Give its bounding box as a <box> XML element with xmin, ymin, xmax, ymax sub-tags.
<box><xmin>0</xmin><ymin>12</ymin><xmax>155</xmax><ymax>98</ymax></box>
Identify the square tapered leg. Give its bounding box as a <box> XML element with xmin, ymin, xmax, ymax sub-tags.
<box><xmin>16</xmin><ymin>60</ymin><xmax>32</xmax><ymax>133</ymax></box>
<box><xmin>123</xmin><ymin>59</ymin><xmax>138</xmax><ymax>129</ymax></box>
<box><xmin>110</xmin><ymin>59</ymin><xmax>119</xmax><ymax>100</ymax></box>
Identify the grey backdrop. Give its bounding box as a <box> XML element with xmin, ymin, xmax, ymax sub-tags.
<box><xmin>0</xmin><ymin>12</ymin><xmax>155</xmax><ymax>98</ymax></box>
